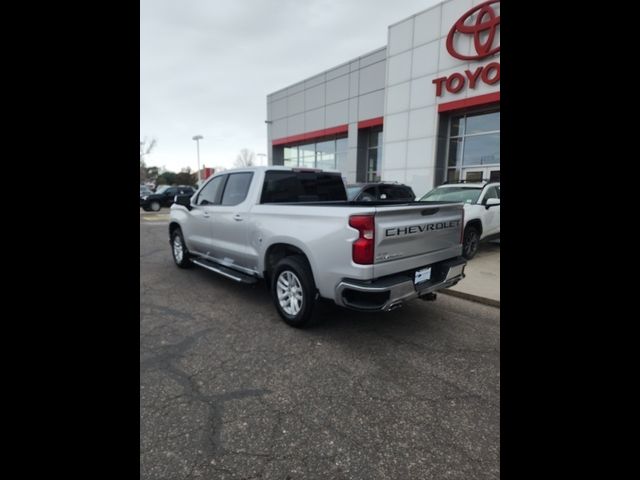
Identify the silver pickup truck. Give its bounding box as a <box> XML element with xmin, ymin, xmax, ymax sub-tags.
<box><xmin>169</xmin><ymin>166</ymin><xmax>466</xmax><ymax>327</ymax></box>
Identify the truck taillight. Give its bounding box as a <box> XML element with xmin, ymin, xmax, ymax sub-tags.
<box><xmin>349</xmin><ymin>215</ymin><xmax>375</xmax><ymax>265</ymax></box>
<box><xmin>460</xmin><ymin>207</ymin><xmax>465</xmax><ymax>244</ymax></box>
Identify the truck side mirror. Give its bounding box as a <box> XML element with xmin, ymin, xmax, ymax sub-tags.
<box><xmin>174</xmin><ymin>194</ymin><xmax>192</xmax><ymax>210</ymax></box>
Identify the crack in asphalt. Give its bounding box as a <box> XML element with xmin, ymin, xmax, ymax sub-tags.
<box><xmin>140</xmin><ymin>327</ymin><xmax>270</xmax><ymax>457</ymax></box>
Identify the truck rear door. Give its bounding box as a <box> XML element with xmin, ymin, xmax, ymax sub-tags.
<box><xmin>208</xmin><ymin>172</ymin><xmax>257</xmax><ymax>271</ymax></box>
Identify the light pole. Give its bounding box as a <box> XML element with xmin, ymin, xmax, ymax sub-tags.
<box><xmin>192</xmin><ymin>135</ymin><xmax>203</xmax><ymax>183</ymax></box>
<box><xmin>256</xmin><ymin>153</ymin><xmax>266</xmax><ymax>166</ymax></box>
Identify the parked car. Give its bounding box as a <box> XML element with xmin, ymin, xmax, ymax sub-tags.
<box><xmin>141</xmin><ymin>185</ymin><xmax>196</xmax><ymax>212</ymax></box>
<box><xmin>169</xmin><ymin>166</ymin><xmax>466</xmax><ymax>328</ymax></box>
<box><xmin>346</xmin><ymin>182</ymin><xmax>416</xmax><ymax>202</ymax></box>
<box><xmin>420</xmin><ymin>181</ymin><xmax>500</xmax><ymax>259</ymax></box>
<box><xmin>140</xmin><ymin>185</ymin><xmax>153</xmax><ymax>198</ymax></box>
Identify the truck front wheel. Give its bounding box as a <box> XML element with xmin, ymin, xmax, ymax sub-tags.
<box><xmin>271</xmin><ymin>255</ymin><xmax>317</xmax><ymax>328</ymax></box>
<box><xmin>170</xmin><ymin>228</ymin><xmax>192</xmax><ymax>268</ymax></box>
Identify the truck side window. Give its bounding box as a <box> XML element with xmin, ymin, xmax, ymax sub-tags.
<box><xmin>196</xmin><ymin>176</ymin><xmax>226</xmax><ymax>206</ymax></box>
<box><xmin>221</xmin><ymin>173</ymin><xmax>253</xmax><ymax>206</ymax></box>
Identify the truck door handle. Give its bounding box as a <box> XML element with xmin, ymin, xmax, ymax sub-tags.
<box><xmin>233</xmin><ymin>214</ymin><xmax>243</xmax><ymax>221</ymax></box>
<box><xmin>203</xmin><ymin>211</ymin><xmax>210</xmax><ymax>218</ymax></box>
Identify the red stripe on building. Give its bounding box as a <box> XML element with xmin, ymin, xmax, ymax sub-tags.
<box><xmin>272</xmin><ymin>124</ymin><xmax>349</xmax><ymax>146</ymax></box>
<box><xmin>357</xmin><ymin>116</ymin><xmax>383</xmax><ymax>129</ymax></box>
<box><xmin>437</xmin><ymin>92</ymin><xmax>500</xmax><ymax>113</ymax></box>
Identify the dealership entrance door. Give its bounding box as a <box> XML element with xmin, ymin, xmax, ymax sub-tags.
<box><xmin>463</xmin><ymin>166</ymin><xmax>500</xmax><ymax>183</ymax></box>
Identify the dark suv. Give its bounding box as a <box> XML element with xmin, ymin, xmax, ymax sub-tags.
<box><xmin>346</xmin><ymin>182</ymin><xmax>416</xmax><ymax>202</ymax></box>
<box><xmin>140</xmin><ymin>185</ymin><xmax>196</xmax><ymax>211</ymax></box>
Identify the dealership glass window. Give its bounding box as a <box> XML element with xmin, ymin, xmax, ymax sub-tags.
<box><xmin>465</xmin><ymin>171</ymin><xmax>483</xmax><ymax>182</ymax></box>
<box><xmin>450</xmin><ymin>116</ymin><xmax>464</xmax><ymax>137</ymax></box>
<box><xmin>466</xmin><ymin>111</ymin><xmax>499</xmax><ymax>135</ymax></box>
<box><xmin>315</xmin><ymin>140</ymin><xmax>335</xmax><ymax>170</ymax></box>
<box><xmin>299</xmin><ymin>143</ymin><xmax>315</xmax><ymax>168</ymax></box>
<box><xmin>447</xmin><ymin>138</ymin><xmax>463</xmax><ymax>167</ymax></box>
<box><xmin>462</xmin><ymin>134</ymin><xmax>500</xmax><ymax>166</ymax></box>
<box><xmin>279</xmin><ymin>136</ymin><xmax>347</xmax><ymax>170</ymax></box>
<box><xmin>446</xmin><ymin>109</ymin><xmax>500</xmax><ymax>182</ymax></box>
<box><xmin>366</xmin><ymin>126</ymin><xmax>383</xmax><ymax>182</ymax></box>
<box><xmin>283</xmin><ymin>146</ymin><xmax>298</xmax><ymax>167</ymax></box>
<box><xmin>335</xmin><ymin>137</ymin><xmax>348</xmax><ymax>171</ymax></box>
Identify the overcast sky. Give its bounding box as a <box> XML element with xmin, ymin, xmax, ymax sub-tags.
<box><xmin>140</xmin><ymin>0</ymin><xmax>440</xmax><ymax>173</ymax></box>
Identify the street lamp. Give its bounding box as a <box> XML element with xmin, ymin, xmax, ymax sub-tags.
<box><xmin>256</xmin><ymin>153</ymin><xmax>266</xmax><ymax>166</ymax></box>
<box><xmin>192</xmin><ymin>135</ymin><xmax>203</xmax><ymax>183</ymax></box>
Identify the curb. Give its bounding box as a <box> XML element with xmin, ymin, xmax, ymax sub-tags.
<box><xmin>440</xmin><ymin>289</ymin><xmax>500</xmax><ymax>308</ymax></box>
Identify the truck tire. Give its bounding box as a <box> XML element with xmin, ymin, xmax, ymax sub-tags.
<box><xmin>462</xmin><ymin>226</ymin><xmax>480</xmax><ymax>260</ymax></box>
<box><xmin>150</xmin><ymin>201</ymin><xmax>161</xmax><ymax>212</ymax></box>
<box><xmin>170</xmin><ymin>228</ymin><xmax>192</xmax><ymax>268</ymax></box>
<box><xmin>271</xmin><ymin>255</ymin><xmax>317</xmax><ymax>328</ymax></box>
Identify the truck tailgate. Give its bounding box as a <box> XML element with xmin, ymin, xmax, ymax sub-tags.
<box><xmin>373</xmin><ymin>202</ymin><xmax>464</xmax><ymax>278</ymax></box>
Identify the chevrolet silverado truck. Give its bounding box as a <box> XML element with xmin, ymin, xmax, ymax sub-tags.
<box><xmin>169</xmin><ymin>167</ymin><xmax>467</xmax><ymax>328</ymax></box>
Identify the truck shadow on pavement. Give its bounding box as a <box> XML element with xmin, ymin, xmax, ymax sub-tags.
<box><xmin>188</xmin><ymin>267</ymin><xmax>445</xmax><ymax>339</ymax></box>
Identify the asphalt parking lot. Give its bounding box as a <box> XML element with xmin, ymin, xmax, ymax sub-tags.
<box><xmin>140</xmin><ymin>214</ymin><xmax>500</xmax><ymax>479</ymax></box>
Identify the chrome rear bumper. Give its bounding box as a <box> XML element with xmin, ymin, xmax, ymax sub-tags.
<box><xmin>334</xmin><ymin>257</ymin><xmax>466</xmax><ymax>312</ymax></box>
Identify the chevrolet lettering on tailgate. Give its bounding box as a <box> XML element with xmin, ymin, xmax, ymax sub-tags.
<box><xmin>385</xmin><ymin>220</ymin><xmax>461</xmax><ymax>237</ymax></box>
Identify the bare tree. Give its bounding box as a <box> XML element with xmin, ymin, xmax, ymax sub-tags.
<box><xmin>140</xmin><ymin>137</ymin><xmax>157</xmax><ymax>164</ymax></box>
<box><xmin>234</xmin><ymin>148</ymin><xmax>256</xmax><ymax>168</ymax></box>
<box><xmin>140</xmin><ymin>137</ymin><xmax>158</xmax><ymax>183</ymax></box>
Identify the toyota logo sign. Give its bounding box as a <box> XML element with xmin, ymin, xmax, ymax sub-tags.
<box><xmin>446</xmin><ymin>0</ymin><xmax>500</xmax><ymax>61</ymax></box>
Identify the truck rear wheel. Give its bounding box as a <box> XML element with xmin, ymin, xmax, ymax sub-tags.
<box><xmin>271</xmin><ymin>255</ymin><xmax>317</xmax><ymax>328</ymax></box>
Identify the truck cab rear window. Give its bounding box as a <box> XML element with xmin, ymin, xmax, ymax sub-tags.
<box><xmin>261</xmin><ymin>171</ymin><xmax>347</xmax><ymax>203</ymax></box>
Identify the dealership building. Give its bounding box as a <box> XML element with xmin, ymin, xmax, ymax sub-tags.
<box><xmin>266</xmin><ymin>0</ymin><xmax>500</xmax><ymax>196</ymax></box>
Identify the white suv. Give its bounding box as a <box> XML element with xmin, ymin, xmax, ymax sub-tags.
<box><xmin>420</xmin><ymin>182</ymin><xmax>500</xmax><ymax>259</ymax></box>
